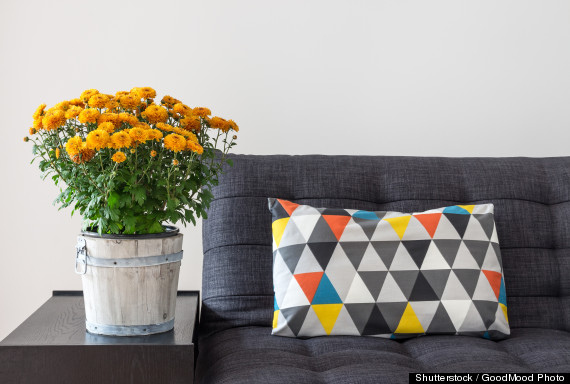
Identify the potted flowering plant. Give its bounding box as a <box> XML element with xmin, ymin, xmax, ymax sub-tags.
<box><xmin>24</xmin><ymin>87</ymin><xmax>238</xmax><ymax>335</ymax></box>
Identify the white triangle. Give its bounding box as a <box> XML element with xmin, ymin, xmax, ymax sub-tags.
<box><xmin>370</xmin><ymin>220</ymin><xmax>400</xmax><ymax>241</ymax></box>
<box><xmin>432</xmin><ymin>215</ymin><xmax>462</xmax><ymax>240</ymax></box>
<box><xmin>441</xmin><ymin>299</ymin><xmax>472</xmax><ymax>331</ymax></box>
<box><xmin>377</xmin><ymin>273</ymin><xmax>407</xmax><ymax>302</ymax></box>
<box><xmin>472</xmin><ymin>272</ymin><xmax>498</xmax><ymax>301</ymax></box>
<box><xmin>325</xmin><ymin>245</ymin><xmax>357</xmax><ymax>301</ymax></box>
<box><xmin>280</xmin><ymin>277</ymin><xmax>310</xmax><ymax>308</ymax></box>
<box><xmin>459</xmin><ymin>302</ymin><xmax>486</xmax><ymax>332</ymax></box>
<box><xmin>420</xmin><ymin>241</ymin><xmax>450</xmax><ymax>270</ymax></box>
<box><xmin>344</xmin><ymin>273</ymin><xmax>375</xmax><ymax>303</ymax></box>
<box><xmin>389</xmin><ymin>243</ymin><xmax>419</xmax><ymax>271</ymax></box>
<box><xmin>488</xmin><ymin>304</ymin><xmax>510</xmax><ymax>335</ymax></box>
<box><xmin>329</xmin><ymin>305</ymin><xmax>360</xmax><ymax>336</ymax></box>
<box><xmin>294</xmin><ymin>246</ymin><xmax>323</xmax><ymax>274</ymax></box>
<box><xmin>490</xmin><ymin>224</ymin><xmax>499</xmax><ymax>243</ymax></box>
<box><xmin>409</xmin><ymin>301</ymin><xmax>440</xmax><ymax>331</ymax></box>
<box><xmin>383</xmin><ymin>211</ymin><xmax>406</xmax><ymax>219</ymax></box>
<box><xmin>401</xmin><ymin>216</ymin><xmax>430</xmax><ymax>240</ymax></box>
<box><xmin>278</xmin><ymin>219</ymin><xmax>306</xmax><ymax>248</ymax></box>
<box><xmin>481</xmin><ymin>244</ymin><xmax>502</xmax><ymax>272</ymax></box>
<box><xmin>273</xmin><ymin>252</ymin><xmax>293</xmax><ymax>308</ymax></box>
<box><xmin>339</xmin><ymin>218</ymin><xmax>370</xmax><ymax>242</ymax></box>
<box><xmin>297</xmin><ymin>306</ymin><xmax>324</xmax><ymax>337</ymax></box>
<box><xmin>272</xmin><ymin>310</ymin><xmax>295</xmax><ymax>337</ymax></box>
<box><xmin>291</xmin><ymin>214</ymin><xmax>321</xmax><ymax>241</ymax></box>
<box><xmin>293</xmin><ymin>204</ymin><xmax>319</xmax><ymax>216</ymax></box>
<box><xmin>441</xmin><ymin>270</ymin><xmax>471</xmax><ymax>300</ymax></box>
<box><xmin>358</xmin><ymin>243</ymin><xmax>387</xmax><ymax>271</ymax></box>
<box><xmin>452</xmin><ymin>241</ymin><xmax>481</xmax><ymax>269</ymax></box>
<box><xmin>472</xmin><ymin>204</ymin><xmax>494</xmax><ymax>215</ymax></box>
<box><xmin>463</xmin><ymin>216</ymin><xmax>490</xmax><ymax>241</ymax></box>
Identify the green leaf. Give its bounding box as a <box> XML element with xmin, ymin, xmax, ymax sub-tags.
<box><xmin>108</xmin><ymin>191</ymin><xmax>120</xmax><ymax>209</ymax></box>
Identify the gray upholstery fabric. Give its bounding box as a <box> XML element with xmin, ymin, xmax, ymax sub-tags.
<box><xmin>198</xmin><ymin>155</ymin><xmax>570</xmax><ymax>381</ymax></box>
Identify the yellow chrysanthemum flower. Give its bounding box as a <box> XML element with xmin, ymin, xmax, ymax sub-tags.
<box><xmin>80</xmin><ymin>89</ymin><xmax>99</xmax><ymax>102</ymax></box>
<box><xmin>54</xmin><ymin>101</ymin><xmax>71</xmax><ymax>111</ymax></box>
<box><xmin>65</xmin><ymin>136</ymin><xmax>84</xmax><ymax>156</ymax></box>
<box><xmin>131</xmin><ymin>87</ymin><xmax>156</xmax><ymax>100</ymax></box>
<box><xmin>129</xmin><ymin>127</ymin><xmax>148</xmax><ymax>144</ymax></box>
<box><xmin>98</xmin><ymin>113</ymin><xmax>119</xmax><ymax>128</ymax></box>
<box><xmin>173</xmin><ymin>103</ymin><xmax>193</xmax><ymax>117</ymax></box>
<box><xmin>180</xmin><ymin>115</ymin><xmax>201</xmax><ymax>132</ymax></box>
<box><xmin>86</xmin><ymin>129</ymin><xmax>110</xmax><ymax>150</ymax></box>
<box><xmin>142</xmin><ymin>105</ymin><xmax>169</xmax><ymax>124</ymax></box>
<box><xmin>78</xmin><ymin>108</ymin><xmax>101</xmax><ymax>124</ymax></box>
<box><xmin>228</xmin><ymin>120</ymin><xmax>239</xmax><ymax>132</ymax></box>
<box><xmin>155</xmin><ymin>122</ymin><xmax>174</xmax><ymax>132</ymax></box>
<box><xmin>88</xmin><ymin>94</ymin><xmax>109</xmax><ymax>108</ymax></box>
<box><xmin>33</xmin><ymin>118</ymin><xmax>43</xmax><ymax>130</ymax></box>
<box><xmin>112</xmin><ymin>151</ymin><xmax>126</xmax><ymax>163</ymax></box>
<box><xmin>110</xmin><ymin>131</ymin><xmax>132</xmax><ymax>149</ymax></box>
<box><xmin>118</xmin><ymin>112</ymin><xmax>139</xmax><ymax>126</ymax></box>
<box><xmin>186</xmin><ymin>140</ymin><xmax>204</xmax><ymax>155</ymax></box>
<box><xmin>65</xmin><ymin>106</ymin><xmax>84</xmax><ymax>119</ymax></box>
<box><xmin>192</xmin><ymin>107</ymin><xmax>211</xmax><ymax>118</ymax></box>
<box><xmin>160</xmin><ymin>95</ymin><xmax>180</xmax><ymax>108</ymax></box>
<box><xmin>150</xmin><ymin>150</ymin><xmax>157</xmax><ymax>157</ymax></box>
<box><xmin>134</xmin><ymin>122</ymin><xmax>151</xmax><ymax>130</ymax></box>
<box><xmin>119</xmin><ymin>95</ymin><xmax>140</xmax><ymax>109</ymax></box>
<box><xmin>98</xmin><ymin>122</ymin><xmax>115</xmax><ymax>133</ymax></box>
<box><xmin>29</xmin><ymin>127</ymin><xmax>36</xmax><ymax>135</ymax></box>
<box><xmin>69</xmin><ymin>98</ymin><xmax>85</xmax><ymax>107</ymax></box>
<box><xmin>172</xmin><ymin>159</ymin><xmax>179</xmax><ymax>166</ymax></box>
<box><xmin>33</xmin><ymin>104</ymin><xmax>47</xmax><ymax>120</ymax></box>
<box><xmin>147</xmin><ymin>129</ymin><xmax>163</xmax><ymax>141</ymax></box>
<box><xmin>105</xmin><ymin>100</ymin><xmax>119</xmax><ymax>111</ymax></box>
<box><xmin>42</xmin><ymin>109</ymin><xmax>67</xmax><ymax>130</ymax></box>
<box><xmin>163</xmin><ymin>133</ymin><xmax>186</xmax><ymax>152</ymax></box>
<box><xmin>210</xmin><ymin>116</ymin><xmax>231</xmax><ymax>132</ymax></box>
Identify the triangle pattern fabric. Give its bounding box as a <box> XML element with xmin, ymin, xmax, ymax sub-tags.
<box><xmin>323</xmin><ymin>215</ymin><xmax>352</xmax><ymax>241</ymax></box>
<box><xmin>395</xmin><ymin>303</ymin><xmax>424</xmax><ymax>334</ymax></box>
<box><xmin>377</xmin><ymin>302</ymin><xmax>408</xmax><ymax>332</ymax></box>
<box><xmin>345</xmin><ymin>303</ymin><xmax>376</xmax><ymax>334</ymax></box>
<box><xmin>294</xmin><ymin>272</ymin><xmax>324</xmax><ymax>303</ymax></box>
<box><xmin>408</xmin><ymin>272</ymin><xmax>440</xmax><ymax>301</ymax></box>
<box><xmin>463</xmin><ymin>240</ymin><xmax>490</xmax><ymax>268</ymax></box>
<box><xmin>353</xmin><ymin>217</ymin><xmax>380</xmax><ymax>240</ymax></box>
<box><xmin>453</xmin><ymin>269</ymin><xmax>482</xmax><ymax>298</ymax></box>
<box><xmin>483</xmin><ymin>270</ymin><xmax>502</xmax><ymax>299</ymax></box>
<box><xmin>402</xmin><ymin>240</ymin><xmax>432</xmax><ymax>269</ymax></box>
<box><xmin>359</xmin><ymin>271</ymin><xmax>388</xmax><ymax>300</ymax></box>
<box><xmin>473</xmin><ymin>214</ymin><xmax>495</xmax><ymax>240</ymax></box>
<box><xmin>325</xmin><ymin>246</ymin><xmax>357</xmax><ymax>301</ymax></box>
<box><xmin>294</xmin><ymin>245</ymin><xmax>323</xmax><ymax>274</ymax></box>
<box><xmin>279</xmin><ymin>244</ymin><xmax>307</xmax><ymax>274</ymax></box>
<box><xmin>362</xmin><ymin>304</ymin><xmax>392</xmax><ymax>335</ymax></box>
<box><xmin>313</xmin><ymin>304</ymin><xmax>343</xmax><ymax>335</ymax></box>
<box><xmin>307</xmin><ymin>216</ymin><xmax>338</xmax><ymax>243</ymax></box>
<box><xmin>281</xmin><ymin>305</ymin><xmax>310</xmax><ymax>336</ymax></box>
<box><xmin>384</xmin><ymin>215</ymin><xmax>412</xmax><ymax>240</ymax></box>
<box><xmin>421</xmin><ymin>269</ymin><xmax>451</xmax><ymax>299</ymax></box>
<box><xmin>444</xmin><ymin>213</ymin><xmax>471</xmax><ymax>238</ymax></box>
<box><xmin>272</xmin><ymin>218</ymin><xmax>290</xmax><ymax>248</ymax></box>
<box><xmin>420</xmin><ymin>241</ymin><xmax>450</xmax><ymax>270</ymax></box>
<box><xmin>329</xmin><ymin>306</ymin><xmax>360</xmax><ymax>336</ymax></box>
<box><xmin>340</xmin><ymin>241</ymin><xmax>369</xmax><ymax>270</ymax></box>
<box><xmin>409</xmin><ymin>301</ymin><xmax>440</xmax><ymax>331</ymax></box>
<box><xmin>413</xmin><ymin>213</ymin><xmax>442</xmax><ymax>238</ymax></box>
<box><xmin>371</xmin><ymin>241</ymin><xmax>400</xmax><ymax>270</ymax></box>
<box><xmin>377</xmin><ymin>273</ymin><xmax>408</xmax><ymax>302</ymax></box>
<box><xmin>433</xmin><ymin>239</ymin><xmax>462</xmax><ymax>267</ymax></box>
<box><xmin>344</xmin><ymin>273</ymin><xmax>375</xmax><ymax>303</ymax></box>
<box><xmin>278</xmin><ymin>199</ymin><xmax>300</xmax><ymax>216</ymax></box>
<box><xmin>391</xmin><ymin>270</ymin><xmax>420</xmax><ymax>300</ymax></box>
<box><xmin>358</xmin><ymin>243</ymin><xmax>388</xmax><ymax>271</ymax></box>
<box><xmin>426</xmin><ymin>302</ymin><xmax>457</xmax><ymax>333</ymax></box>
<box><xmin>308</xmin><ymin>242</ymin><xmax>338</xmax><ymax>270</ymax></box>
<box><xmin>312</xmin><ymin>273</ymin><xmax>342</xmax><ymax>304</ymax></box>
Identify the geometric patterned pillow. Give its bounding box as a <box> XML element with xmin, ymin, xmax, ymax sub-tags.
<box><xmin>269</xmin><ymin>198</ymin><xmax>509</xmax><ymax>340</ymax></box>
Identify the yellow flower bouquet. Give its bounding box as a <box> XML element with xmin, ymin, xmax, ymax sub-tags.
<box><xmin>26</xmin><ymin>87</ymin><xmax>238</xmax><ymax>234</ymax></box>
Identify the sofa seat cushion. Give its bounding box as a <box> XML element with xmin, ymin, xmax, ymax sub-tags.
<box><xmin>196</xmin><ymin>327</ymin><xmax>570</xmax><ymax>384</ymax></box>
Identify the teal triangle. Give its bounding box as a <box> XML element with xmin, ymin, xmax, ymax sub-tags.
<box><xmin>443</xmin><ymin>206</ymin><xmax>471</xmax><ymax>215</ymax></box>
<box><xmin>311</xmin><ymin>273</ymin><xmax>342</xmax><ymax>304</ymax></box>
<box><xmin>498</xmin><ymin>277</ymin><xmax>507</xmax><ymax>306</ymax></box>
<box><xmin>274</xmin><ymin>296</ymin><xmax>279</xmax><ymax>311</ymax></box>
<box><xmin>353</xmin><ymin>210</ymin><xmax>380</xmax><ymax>220</ymax></box>
<box><xmin>483</xmin><ymin>331</ymin><xmax>491</xmax><ymax>340</ymax></box>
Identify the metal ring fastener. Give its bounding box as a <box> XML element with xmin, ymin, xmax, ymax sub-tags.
<box><xmin>75</xmin><ymin>236</ymin><xmax>87</xmax><ymax>275</ymax></box>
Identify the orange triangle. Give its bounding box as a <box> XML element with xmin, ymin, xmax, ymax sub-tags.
<box><xmin>278</xmin><ymin>199</ymin><xmax>300</xmax><ymax>216</ymax></box>
<box><xmin>322</xmin><ymin>215</ymin><xmax>352</xmax><ymax>241</ymax></box>
<box><xmin>413</xmin><ymin>213</ymin><xmax>442</xmax><ymax>238</ymax></box>
<box><xmin>482</xmin><ymin>270</ymin><xmax>502</xmax><ymax>299</ymax></box>
<box><xmin>294</xmin><ymin>272</ymin><xmax>324</xmax><ymax>302</ymax></box>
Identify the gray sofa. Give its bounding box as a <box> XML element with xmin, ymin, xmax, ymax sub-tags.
<box><xmin>196</xmin><ymin>155</ymin><xmax>570</xmax><ymax>383</ymax></box>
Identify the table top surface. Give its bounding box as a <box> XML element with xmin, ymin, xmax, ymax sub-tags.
<box><xmin>0</xmin><ymin>291</ymin><xmax>199</xmax><ymax>347</ymax></box>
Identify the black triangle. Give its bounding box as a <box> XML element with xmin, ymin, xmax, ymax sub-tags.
<box><xmin>433</xmin><ymin>239</ymin><xmax>462</xmax><ymax>267</ymax></box>
<box><xmin>345</xmin><ymin>303</ymin><xmax>376</xmax><ymax>334</ymax></box>
<box><xmin>307</xmin><ymin>242</ymin><xmax>338</xmax><ymax>270</ymax></box>
<box><xmin>421</xmin><ymin>270</ymin><xmax>451</xmax><ymax>299</ymax></box>
<box><xmin>270</xmin><ymin>201</ymin><xmax>290</xmax><ymax>220</ymax></box>
<box><xmin>453</xmin><ymin>269</ymin><xmax>482</xmax><ymax>298</ymax></box>
<box><xmin>444</xmin><ymin>213</ymin><xmax>471</xmax><ymax>238</ymax></box>
<box><xmin>408</xmin><ymin>272</ymin><xmax>440</xmax><ymax>301</ymax></box>
<box><xmin>278</xmin><ymin>244</ymin><xmax>306</xmax><ymax>274</ymax></box>
<box><xmin>390</xmin><ymin>270</ymin><xmax>419</xmax><ymax>300</ymax></box>
<box><xmin>473</xmin><ymin>214</ymin><xmax>495</xmax><ymax>239</ymax></box>
<box><xmin>358</xmin><ymin>271</ymin><xmax>388</xmax><ymax>300</ymax></box>
<box><xmin>491</xmin><ymin>243</ymin><xmax>502</xmax><ymax>261</ymax></box>
<box><xmin>321</xmin><ymin>208</ymin><xmax>351</xmax><ymax>216</ymax></box>
<box><xmin>463</xmin><ymin>240</ymin><xmax>490</xmax><ymax>268</ymax></box>
<box><xmin>362</xmin><ymin>305</ymin><xmax>391</xmax><ymax>335</ymax></box>
<box><xmin>426</xmin><ymin>302</ymin><xmax>456</xmax><ymax>333</ymax></box>
<box><xmin>473</xmin><ymin>300</ymin><xmax>499</xmax><ymax>329</ymax></box>
<box><xmin>353</xmin><ymin>217</ymin><xmax>377</xmax><ymax>240</ymax></box>
<box><xmin>370</xmin><ymin>241</ymin><xmax>400</xmax><ymax>269</ymax></box>
<box><xmin>340</xmin><ymin>241</ymin><xmax>370</xmax><ymax>269</ymax></box>
<box><xmin>401</xmin><ymin>240</ymin><xmax>431</xmax><ymax>269</ymax></box>
<box><xmin>307</xmin><ymin>216</ymin><xmax>338</xmax><ymax>243</ymax></box>
<box><xmin>377</xmin><ymin>302</ymin><xmax>408</xmax><ymax>332</ymax></box>
<box><xmin>280</xmin><ymin>305</ymin><xmax>310</xmax><ymax>336</ymax></box>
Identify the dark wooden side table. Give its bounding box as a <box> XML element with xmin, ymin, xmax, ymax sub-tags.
<box><xmin>0</xmin><ymin>290</ymin><xmax>199</xmax><ymax>384</ymax></box>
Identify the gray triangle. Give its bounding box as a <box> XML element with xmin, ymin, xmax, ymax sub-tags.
<box><xmin>473</xmin><ymin>300</ymin><xmax>499</xmax><ymax>329</ymax></box>
<box><xmin>377</xmin><ymin>302</ymin><xmax>408</xmax><ymax>332</ymax></box>
<box><xmin>426</xmin><ymin>302</ymin><xmax>456</xmax><ymax>333</ymax></box>
<box><xmin>390</xmin><ymin>270</ymin><xmax>419</xmax><ymax>300</ymax></box>
<box><xmin>453</xmin><ymin>269</ymin><xmax>482</xmax><ymax>298</ymax></box>
<box><xmin>433</xmin><ymin>239</ymin><xmax>462</xmax><ymax>267</ymax></box>
<box><xmin>353</xmin><ymin>218</ymin><xmax>378</xmax><ymax>240</ymax></box>
<box><xmin>463</xmin><ymin>240</ymin><xmax>490</xmax><ymax>268</ymax></box>
<box><xmin>473</xmin><ymin>214</ymin><xmax>495</xmax><ymax>239</ymax></box>
<box><xmin>281</xmin><ymin>306</ymin><xmax>310</xmax><ymax>336</ymax></box>
<box><xmin>345</xmin><ymin>303</ymin><xmax>376</xmax><ymax>334</ymax></box>
<box><xmin>307</xmin><ymin>216</ymin><xmax>338</xmax><ymax>243</ymax></box>
<box><xmin>340</xmin><ymin>241</ymin><xmax>370</xmax><ymax>270</ymax></box>
<box><xmin>278</xmin><ymin>244</ymin><xmax>307</xmax><ymax>274</ymax></box>
<box><xmin>358</xmin><ymin>271</ymin><xmax>388</xmax><ymax>300</ymax></box>
<box><xmin>491</xmin><ymin>243</ymin><xmax>502</xmax><ymax>263</ymax></box>
<box><xmin>421</xmin><ymin>269</ymin><xmax>451</xmax><ymax>299</ymax></box>
<box><xmin>370</xmin><ymin>241</ymin><xmax>400</xmax><ymax>269</ymax></box>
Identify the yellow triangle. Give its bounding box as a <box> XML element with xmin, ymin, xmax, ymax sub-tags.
<box><xmin>272</xmin><ymin>218</ymin><xmax>290</xmax><ymax>247</ymax></box>
<box><xmin>384</xmin><ymin>215</ymin><xmax>412</xmax><ymax>240</ymax></box>
<box><xmin>313</xmin><ymin>304</ymin><xmax>343</xmax><ymax>335</ymax></box>
<box><xmin>395</xmin><ymin>302</ymin><xmax>425</xmax><ymax>334</ymax></box>
<box><xmin>273</xmin><ymin>310</ymin><xmax>279</xmax><ymax>329</ymax></box>
<box><xmin>457</xmin><ymin>205</ymin><xmax>475</xmax><ymax>214</ymax></box>
<box><xmin>499</xmin><ymin>303</ymin><xmax>509</xmax><ymax>323</ymax></box>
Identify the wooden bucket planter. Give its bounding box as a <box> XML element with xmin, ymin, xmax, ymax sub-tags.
<box><xmin>75</xmin><ymin>226</ymin><xmax>183</xmax><ymax>336</ymax></box>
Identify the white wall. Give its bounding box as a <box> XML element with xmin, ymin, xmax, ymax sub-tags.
<box><xmin>1</xmin><ymin>0</ymin><xmax>569</xmax><ymax>340</ymax></box>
